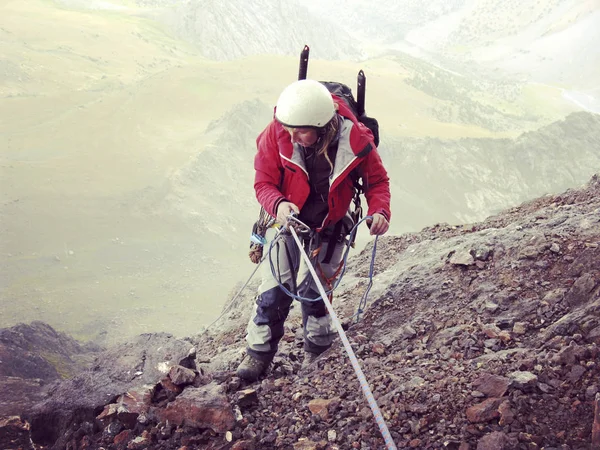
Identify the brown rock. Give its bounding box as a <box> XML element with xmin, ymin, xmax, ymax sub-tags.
<box><xmin>482</xmin><ymin>324</ymin><xmax>503</xmax><ymax>339</ymax></box>
<box><xmin>232</xmin><ymin>440</ymin><xmax>256</xmax><ymax>450</ymax></box>
<box><xmin>466</xmin><ymin>398</ymin><xmax>504</xmax><ymax>423</ymax></box>
<box><xmin>293</xmin><ymin>439</ymin><xmax>322</xmax><ymax>449</ymax></box>
<box><xmin>98</xmin><ymin>386</ymin><xmax>154</xmax><ymax>429</ymax></box>
<box><xmin>236</xmin><ymin>389</ymin><xmax>259</xmax><ymax>408</ymax></box>
<box><xmin>169</xmin><ymin>365</ymin><xmax>197</xmax><ymax>386</ymax></box>
<box><xmin>155</xmin><ymin>376</ymin><xmax>183</xmax><ymax>403</ymax></box>
<box><xmin>127</xmin><ymin>430</ymin><xmax>152</xmax><ymax>449</ymax></box>
<box><xmin>477</xmin><ymin>431</ymin><xmax>509</xmax><ymax>450</ymax></box>
<box><xmin>498</xmin><ymin>400</ymin><xmax>515</xmax><ymax>425</ymax></box>
<box><xmin>308</xmin><ymin>397</ymin><xmax>340</xmax><ymax>421</ymax></box>
<box><xmin>114</xmin><ymin>429</ymin><xmax>134</xmax><ymax>445</ymax></box>
<box><xmin>158</xmin><ymin>382</ymin><xmax>235</xmax><ymax>433</ymax></box>
<box><xmin>472</xmin><ymin>374</ymin><xmax>510</xmax><ymax>398</ymax></box>
<box><xmin>372</xmin><ymin>342</ymin><xmax>386</xmax><ymax>355</ymax></box>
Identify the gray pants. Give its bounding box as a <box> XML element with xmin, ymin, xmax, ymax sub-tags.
<box><xmin>245</xmin><ymin>227</ymin><xmax>345</xmax><ymax>361</ymax></box>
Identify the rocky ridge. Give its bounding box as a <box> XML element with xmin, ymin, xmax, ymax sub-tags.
<box><xmin>1</xmin><ymin>174</ymin><xmax>599</xmax><ymax>449</ymax></box>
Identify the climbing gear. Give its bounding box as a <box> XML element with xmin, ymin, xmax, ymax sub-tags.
<box><xmin>236</xmin><ymin>354</ymin><xmax>271</xmax><ymax>382</ymax></box>
<box><xmin>275</xmin><ymin>79</ymin><xmax>336</xmax><ymax>129</ymax></box>
<box><xmin>287</xmin><ymin>225</ymin><xmax>398</xmax><ymax>450</ymax></box>
<box><xmin>249</xmin><ymin>207</ymin><xmax>275</xmax><ymax>264</ymax></box>
<box><xmin>268</xmin><ymin>215</ymin><xmax>378</xmax><ymax>313</ymax></box>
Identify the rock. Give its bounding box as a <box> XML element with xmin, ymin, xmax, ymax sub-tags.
<box><xmin>513</xmin><ymin>322</ymin><xmax>527</xmax><ymax>335</ymax></box>
<box><xmin>566</xmin><ymin>365</ymin><xmax>586</xmax><ymax>383</ymax></box>
<box><xmin>450</xmin><ymin>250</ymin><xmax>475</xmax><ymax>266</ymax></box>
<box><xmin>565</xmin><ymin>273</ymin><xmax>597</xmax><ymax>307</ymax></box>
<box><xmin>466</xmin><ymin>398</ymin><xmax>504</xmax><ymax>423</ymax></box>
<box><xmin>474</xmin><ymin>246</ymin><xmax>493</xmax><ymax>261</ymax></box>
<box><xmin>158</xmin><ymin>382</ymin><xmax>235</xmax><ymax>433</ymax></box>
<box><xmin>477</xmin><ymin>431</ymin><xmax>509</xmax><ymax>450</ymax></box>
<box><xmin>169</xmin><ymin>365</ymin><xmax>197</xmax><ymax>386</ymax></box>
<box><xmin>0</xmin><ymin>376</ymin><xmax>46</xmax><ymax>418</ymax></box>
<box><xmin>401</xmin><ymin>326</ymin><xmax>417</xmax><ymax>339</ymax></box>
<box><xmin>0</xmin><ymin>416</ymin><xmax>33</xmax><ymax>450</ymax></box>
<box><xmin>472</xmin><ymin>374</ymin><xmax>510</xmax><ymax>398</ymax></box>
<box><xmin>508</xmin><ymin>371</ymin><xmax>538</xmax><ymax>391</ymax></box>
<box><xmin>0</xmin><ymin>321</ymin><xmax>100</xmax><ymax>417</ymax></box>
<box><xmin>498</xmin><ymin>400</ymin><xmax>515</xmax><ymax>425</ymax></box>
<box><xmin>308</xmin><ymin>397</ymin><xmax>340</xmax><ymax>421</ymax></box>
<box><xmin>518</xmin><ymin>246</ymin><xmax>540</xmax><ymax>260</ymax></box>
<box><xmin>593</xmin><ymin>393</ymin><xmax>600</xmax><ymax>447</ymax></box>
<box><xmin>28</xmin><ymin>331</ymin><xmax>195</xmax><ymax>447</ymax></box>
<box><xmin>98</xmin><ymin>385</ymin><xmax>154</xmax><ymax>429</ymax></box>
<box><xmin>236</xmin><ymin>389</ymin><xmax>259</xmax><ymax>408</ymax></box>
<box><xmin>293</xmin><ymin>439</ymin><xmax>323</xmax><ymax>450</ymax></box>
<box><xmin>372</xmin><ymin>342</ymin><xmax>386</xmax><ymax>355</ymax></box>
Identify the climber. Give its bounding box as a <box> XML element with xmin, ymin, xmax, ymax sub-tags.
<box><xmin>236</xmin><ymin>79</ymin><xmax>391</xmax><ymax>381</ymax></box>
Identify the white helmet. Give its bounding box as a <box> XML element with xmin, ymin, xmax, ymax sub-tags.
<box><xmin>275</xmin><ymin>79</ymin><xmax>335</xmax><ymax>128</ymax></box>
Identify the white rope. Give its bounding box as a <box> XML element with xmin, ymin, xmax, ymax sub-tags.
<box><xmin>289</xmin><ymin>226</ymin><xmax>397</xmax><ymax>450</ymax></box>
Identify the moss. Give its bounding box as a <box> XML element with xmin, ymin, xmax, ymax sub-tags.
<box><xmin>40</xmin><ymin>352</ymin><xmax>75</xmax><ymax>379</ymax></box>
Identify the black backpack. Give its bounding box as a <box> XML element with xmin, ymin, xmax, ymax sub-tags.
<box><xmin>320</xmin><ymin>80</ymin><xmax>380</xmax><ymax>147</ymax></box>
<box><xmin>298</xmin><ymin>45</ymin><xmax>380</xmax><ymax>147</ymax></box>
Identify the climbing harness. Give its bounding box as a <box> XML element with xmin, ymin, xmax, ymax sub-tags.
<box><xmin>288</xmin><ymin>224</ymin><xmax>398</xmax><ymax>450</ymax></box>
<box><xmin>268</xmin><ymin>215</ymin><xmax>378</xmax><ymax>321</ymax></box>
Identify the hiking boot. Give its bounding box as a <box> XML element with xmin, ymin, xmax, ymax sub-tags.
<box><xmin>236</xmin><ymin>355</ymin><xmax>270</xmax><ymax>381</ymax></box>
<box><xmin>301</xmin><ymin>351</ymin><xmax>319</xmax><ymax>369</ymax></box>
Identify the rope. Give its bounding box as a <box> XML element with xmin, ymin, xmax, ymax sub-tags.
<box><xmin>268</xmin><ymin>216</ymin><xmax>378</xmax><ymax>309</ymax></box>
<box><xmin>352</xmin><ymin>234</ymin><xmax>378</xmax><ymax>323</ymax></box>
<box><xmin>288</xmin><ymin>226</ymin><xmax>398</xmax><ymax>450</ymax></box>
<box><xmin>203</xmin><ymin>227</ymin><xmax>287</xmax><ymax>331</ymax></box>
<box><xmin>205</xmin><ymin>215</ymin><xmax>377</xmax><ymax>332</ymax></box>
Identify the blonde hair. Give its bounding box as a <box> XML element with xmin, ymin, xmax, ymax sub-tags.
<box><xmin>316</xmin><ymin>113</ymin><xmax>339</xmax><ymax>173</ymax></box>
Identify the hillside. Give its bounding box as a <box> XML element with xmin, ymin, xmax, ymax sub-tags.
<box><xmin>2</xmin><ymin>174</ymin><xmax>598</xmax><ymax>449</ymax></box>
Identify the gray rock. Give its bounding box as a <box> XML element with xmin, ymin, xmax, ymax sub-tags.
<box><xmin>508</xmin><ymin>371</ymin><xmax>538</xmax><ymax>391</ymax></box>
<box><xmin>27</xmin><ymin>332</ymin><xmax>194</xmax><ymax>448</ymax></box>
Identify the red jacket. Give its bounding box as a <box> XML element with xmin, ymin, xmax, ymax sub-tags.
<box><xmin>254</xmin><ymin>95</ymin><xmax>391</xmax><ymax>230</ymax></box>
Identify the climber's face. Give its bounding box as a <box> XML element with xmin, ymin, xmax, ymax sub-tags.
<box><xmin>284</xmin><ymin>126</ymin><xmax>319</xmax><ymax>147</ymax></box>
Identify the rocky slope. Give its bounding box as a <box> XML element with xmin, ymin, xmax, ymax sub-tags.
<box><xmin>2</xmin><ymin>174</ymin><xmax>599</xmax><ymax>449</ymax></box>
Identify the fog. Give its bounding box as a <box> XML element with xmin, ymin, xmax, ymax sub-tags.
<box><xmin>1</xmin><ymin>0</ymin><xmax>599</xmax><ymax>345</ymax></box>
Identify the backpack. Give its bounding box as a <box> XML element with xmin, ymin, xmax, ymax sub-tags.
<box><xmin>320</xmin><ymin>80</ymin><xmax>380</xmax><ymax>147</ymax></box>
<box><xmin>298</xmin><ymin>44</ymin><xmax>379</xmax><ymax>147</ymax></box>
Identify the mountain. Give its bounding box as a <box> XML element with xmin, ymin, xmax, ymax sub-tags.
<box><xmin>302</xmin><ymin>0</ymin><xmax>600</xmax><ymax>90</ymax></box>
<box><xmin>379</xmin><ymin>111</ymin><xmax>600</xmax><ymax>231</ymax></box>
<box><xmin>4</xmin><ymin>174</ymin><xmax>599</xmax><ymax>449</ymax></box>
<box><xmin>159</xmin><ymin>0</ymin><xmax>362</xmax><ymax>61</ymax></box>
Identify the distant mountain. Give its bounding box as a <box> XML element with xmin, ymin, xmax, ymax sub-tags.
<box><xmin>303</xmin><ymin>0</ymin><xmax>600</xmax><ymax>89</ymax></box>
<box><xmin>161</xmin><ymin>99</ymin><xmax>273</xmax><ymax>246</ymax></box>
<box><xmin>161</xmin><ymin>0</ymin><xmax>362</xmax><ymax>61</ymax></box>
<box><xmin>380</xmin><ymin>111</ymin><xmax>600</xmax><ymax>231</ymax></box>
